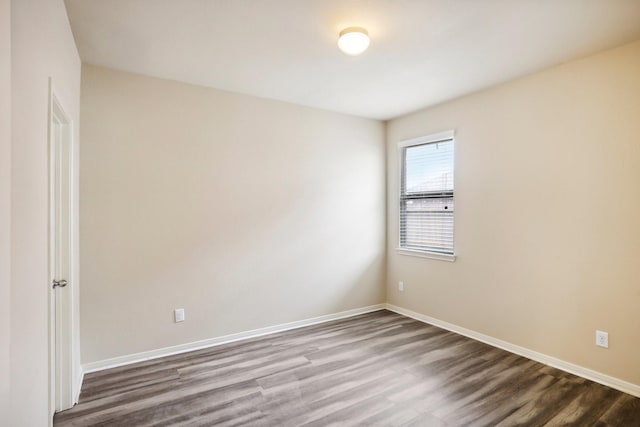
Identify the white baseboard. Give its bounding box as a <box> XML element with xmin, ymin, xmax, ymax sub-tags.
<box><xmin>385</xmin><ymin>303</ymin><xmax>640</xmax><ymax>398</ymax></box>
<box><xmin>73</xmin><ymin>369</ymin><xmax>84</xmax><ymax>405</ymax></box>
<box><xmin>81</xmin><ymin>302</ymin><xmax>640</xmax><ymax>399</ymax></box>
<box><xmin>82</xmin><ymin>304</ymin><xmax>386</xmax><ymax>374</ymax></box>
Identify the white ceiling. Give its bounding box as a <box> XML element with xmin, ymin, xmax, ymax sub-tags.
<box><xmin>64</xmin><ymin>0</ymin><xmax>640</xmax><ymax>120</ymax></box>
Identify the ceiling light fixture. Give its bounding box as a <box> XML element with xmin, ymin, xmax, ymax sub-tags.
<box><xmin>337</xmin><ymin>27</ymin><xmax>370</xmax><ymax>56</ymax></box>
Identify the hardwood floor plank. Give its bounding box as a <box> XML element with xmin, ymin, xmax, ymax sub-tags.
<box><xmin>544</xmin><ymin>382</ymin><xmax>622</xmax><ymax>426</ymax></box>
<box><xmin>448</xmin><ymin>369</ymin><xmax>556</xmax><ymax>426</ymax></box>
<box><xmin>598</xmin><ymin>393</ymin><xmax>640</xmax><ymax>426</ymax></box>
<box><xmin>54</xmin><ymin>310</ymin><xmax>640</xmax><ymax>426</ymax></box>
<box><xmin>493</xmin><ymin>378</ymin><xmax>586</xmax><ymax>426</ymax></box>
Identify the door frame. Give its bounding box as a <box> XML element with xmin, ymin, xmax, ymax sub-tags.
<box><xmin>48</xmin><ymin>79</ymin><xmax>75</xmax><ymax>419</ymax></box>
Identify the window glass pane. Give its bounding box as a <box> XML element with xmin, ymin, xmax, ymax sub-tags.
<box><xmin>400</xmin><ymin>198</ymin><xmax>454</xmax><ymax>253</ymax></box>
<box><xmin>404</xmin><ymin>140</ymin><xmax>454</xmax><ymax>193</ymax></box>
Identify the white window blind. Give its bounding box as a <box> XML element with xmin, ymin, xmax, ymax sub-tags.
<box><xmin>400</xmin><ymin>133</ymin><xmax>454</xmax><ymax>255</ymax></box>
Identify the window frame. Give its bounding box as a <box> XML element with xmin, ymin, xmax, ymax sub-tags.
<box><xmin>397</xmin><ymin>130</ymin><xmax>456</xmax><ymax>262</ymax></box>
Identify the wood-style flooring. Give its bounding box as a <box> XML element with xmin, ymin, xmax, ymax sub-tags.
<box><xmin>54</xmin><ymin>310</ymin><xmax>640</xmax><ymax>426</ymax></box>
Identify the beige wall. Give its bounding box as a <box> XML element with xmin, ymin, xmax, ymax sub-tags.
<box><xmin>0</xmin><ymin>0</ymin><xmax>10</xmax><ymax>422</ymax></box>
<box><xmin>10</xmin><ymin>0</ymin><xmax>80</xmax><ymax>424</ymax></box>
<box><xmin>386</xmin><ymin>40</ymin><xmax>640</xmax><ymax>386</ymax></box>
<box><xmin>80</xmin><ymin>65</ymin><xmax>386</xmax><ymax>364</ymax></box>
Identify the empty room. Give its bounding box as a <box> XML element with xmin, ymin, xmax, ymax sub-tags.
<box><xmin>3</xmin><ymin>0</ymin><xmax>640</xmax><ymax>425</ymax></box>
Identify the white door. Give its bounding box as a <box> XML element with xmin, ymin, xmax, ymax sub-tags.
<box><xmin>49</xmin><ymin>84</ymin><xmax>74</xmax><ymax>419</ymax></box>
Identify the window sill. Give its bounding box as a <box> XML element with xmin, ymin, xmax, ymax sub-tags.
<box><xmin>396</xmin><ymin>248</ymin><xmax>456</xmax><ymax>262</ymax></box>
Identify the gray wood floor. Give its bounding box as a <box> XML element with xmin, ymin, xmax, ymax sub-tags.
<box><xmin>54</xmin><ymin>310</ymin><xmax>640</xmax><ymax>426</ymax></box>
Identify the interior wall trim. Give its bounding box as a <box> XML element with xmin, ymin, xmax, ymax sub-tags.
<box><xmin>73</xmin><ymin>370</ymin><xmax>84</xmax><ymax>405</ymax></box>
<box><xmin>385</xmin><ymin>303</ymin><xmax>640</xmax><ymax>398</ymax></box>
<box><xmin>82</xmin><ymin>302</ymin><xmax>639</xmax><ymax>398</ymax></box>
<box><xmin>82</xmin><ymin>304</ymin><xmax>386</xmax><ymax>374</ymax></box>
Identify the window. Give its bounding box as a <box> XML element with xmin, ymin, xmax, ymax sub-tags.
<box><xmin>399</xmin><ymin>130</ymin><xmax>455</xmax><ymax>258</ymax></box>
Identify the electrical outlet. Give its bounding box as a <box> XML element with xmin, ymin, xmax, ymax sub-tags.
<box><xmin>596</xmin><ymin>330</ymin><xmax>608</xmax><ymax>348</ymax></box>
<box><xmin>398</xmin><ymin>281</ymin><xmax>404</xmax><ymax>292</ymax></box>
<box><xmin>174</xmin><ymin>308</ymin><xmax>185</xmax><ymax>323</ymax></box>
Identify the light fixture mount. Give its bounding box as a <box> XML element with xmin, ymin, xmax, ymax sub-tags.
<box><xmin>338</xmin><ymin>27</ymin><xmax>370</xmax><ymax>56</ymax></box>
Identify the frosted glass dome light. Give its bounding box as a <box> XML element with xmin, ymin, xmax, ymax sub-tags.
<box><xmin>338</xmin><ymin>27</ymin><xmax>370</xmax><ymax>56</ymax></box>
